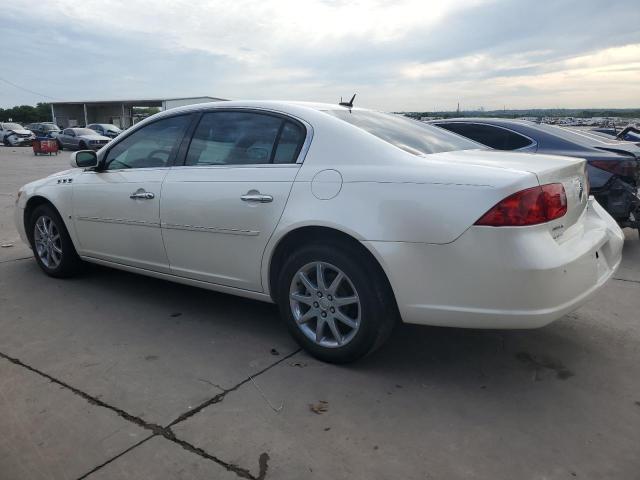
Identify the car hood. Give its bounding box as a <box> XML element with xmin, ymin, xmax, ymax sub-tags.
<box><xmin>8</xmin><ymin>128</ymin><xmax>33</xmax><ymax>135</ymax></box>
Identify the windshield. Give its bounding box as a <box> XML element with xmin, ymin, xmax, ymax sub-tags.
<box><xmin>74</xmin><ymin>128</ymin><xmax>96</xmax><ymax>136</ymax></box>
<box><xmin>3</xmin><ymin>123</ymin><xmax>23</xmax><ymax>130</ymax></box>
<box><xmin>44</xmin><ymin>125</ymin><xmax>60</xmax><ymax>131</ymax></box>
<box><xmin>326</xmin><ymin>110</ymin><xmax>483</xmax><ymax>155</ymax></box>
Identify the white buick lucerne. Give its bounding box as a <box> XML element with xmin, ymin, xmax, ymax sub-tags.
<box><xmin>15</xmin><ymin>101</ymin><xmax>624</xmax><ymax>362</ymax></box>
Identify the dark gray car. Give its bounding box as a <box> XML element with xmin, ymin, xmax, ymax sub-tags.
<box><xmin>429</xmin><ymin>118</ymin><xmax>640</xmax><ymax>233</ymax></box>
<box><xmin>57</xmin><ymin>128</ymin><xmax>110</xmax><ymax>151</ymax></box>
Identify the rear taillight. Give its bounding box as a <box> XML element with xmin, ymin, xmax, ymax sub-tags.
<box><xmin>475</xmin><ymin>183</ymin><xmax>567</xmax><ymax>227</ymax></box>
<box><xmin>590</xmin><ymin>159</ymin><xmax>639</xmax><ymax>178</ymax></box>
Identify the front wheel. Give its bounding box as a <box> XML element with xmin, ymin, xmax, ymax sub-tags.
<box><xmin>277</xmin><ymin>242</ymin><xmax>396</xmax><ymax>363</ymax></box>
<box><xmin>29</xmin><ymin>204</ymin><xmax>83</xmax><ymax>278</ymax></box>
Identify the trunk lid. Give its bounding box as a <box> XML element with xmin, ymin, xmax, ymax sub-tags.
<box><xmin>434</xmin><ymin>150</ymin><xmax>589</xmax><ymax>232</ymax></box>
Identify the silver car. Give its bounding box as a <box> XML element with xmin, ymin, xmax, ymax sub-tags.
<box><xmin>56</xmin><ymin>128</ymin><xmax>110</xmax><ymax>151</ymax></box>
<box><xmin>0</xmin><ymin>122</ymin><xmax>35</xmax><ymax>146</ymax></box>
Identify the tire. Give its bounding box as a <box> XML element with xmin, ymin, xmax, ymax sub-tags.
<box><xmin>57</xmin><ymin>140</ymin><xmax>63</xmax><ymax>150</ymax></box>
<box><xmin>28</xmin><ymin>204</ymin><xmax>83</xmax><ymax>278</ymax></box>
<box><xmin>276</xmin><ymin>240</ymin><xmax>397</xmax><ymax>363</ymax></box>
<box><xmin>79</xmin><ymin>141</ymin><xmax>87</xmax><ymax>150</ymax></box>
<box><xmin>3</xmin><ymin>136</ymin><xmax>10</xmax><ymax>146</ymax></box>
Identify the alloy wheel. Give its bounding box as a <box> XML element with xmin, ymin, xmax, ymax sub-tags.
<box><xmin>289</xmin><ymin>261</ymin><xmax>361</xmax><ymax>348</ymax></box>
<box><xmin>33</xmin><ymin>215</ymin><xmax>62</xmax><ymax>269</ymax></box>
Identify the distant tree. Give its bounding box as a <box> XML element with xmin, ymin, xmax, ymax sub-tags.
<box><xmin>0</xmin><ymin>103</ymin><xmax>51</xmax><ymax>123</ymax></box>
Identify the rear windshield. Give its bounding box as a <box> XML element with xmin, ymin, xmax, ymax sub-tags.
<box><xmin>326</xmin><ymin>110</ymin><xmax>483</xmax><ymax>155</ymax></box>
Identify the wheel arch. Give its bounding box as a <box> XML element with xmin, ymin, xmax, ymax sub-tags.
<box><xmin>23</xmin><ymin>195</ymin><xmax>69</xmax><ymax>248</ymax></box>
<box><xmin>266</xmin><ymin>225</ymin><xmax>398</xmax><ymax>310</ymax></box>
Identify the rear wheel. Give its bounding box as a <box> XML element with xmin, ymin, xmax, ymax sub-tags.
<box><xmin>277</xmin><ymin>241</ymin><xmax>396</xmax><ymax>363</ymax></box>
<box><xmin>57</xmin><ymin>140</ymin><xmax>63</xmax><ymax>150</ymax></box>
<box><xmin>79</xmin><ymin>141</ymin><xmax>87</xmax><ymax>150</ymax></box>
<box><xmin>28</xmin><ymin>204</ymin><xmax>82</xmax><ymax>278</ymax></box>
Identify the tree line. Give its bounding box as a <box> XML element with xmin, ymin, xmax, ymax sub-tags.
<box><xmin>0</xmin><ymin>103</ymin><xmax>51</xmax><ymax>123</ymax></box>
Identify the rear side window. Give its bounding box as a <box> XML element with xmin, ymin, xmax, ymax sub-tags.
<box><xmin>185</xmin><ymin>111</ymin><xmax>305</xmax><ymax>166</ymax></box>
<box><xmin>437</xmin><ymin>123</ymin><xmax>533</xmax><ymax>150</ymax></box>
<box><xmin>326</xmin><ymin>110</ymin><xmax>482</xmax><ymax>155</ymax></box>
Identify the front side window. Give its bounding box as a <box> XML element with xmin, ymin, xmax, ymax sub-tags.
<box><xmin>63</xmin><ymin>129</ymin><xmax>74</xmax><ymax>136</ymax></box>
<box><xmin>437</xmin><ymin>123</ymin><xmax>533</xmax><ymax>150</ymax></box>
<box><xmin>326</xmin><ymin>110</ymin><xmax>483</xmax><ymax>155</ymax></box>
<box><xmin>185</xmin><ymin>111</ymin><xmax>305</xmax><ymax>166</ymax></box>
<box><xmin>103</xmin><ymin>115</ymin><xmax>190</xmax><ymax>170</ymax></box>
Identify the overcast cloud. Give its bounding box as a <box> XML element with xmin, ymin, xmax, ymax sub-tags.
<box><xmin>1</xmin><ymin>0</ymin><xmax>639</xmax><ymax>110</ymax></box>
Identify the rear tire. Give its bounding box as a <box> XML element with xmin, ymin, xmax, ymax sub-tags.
<box><xmin>57</xmin><ymin>140</ymin><xmax>63</xmax><ymax>150</ymax></box>
<box><xmin>276</xmin><ymin>240</ymin><xmax>396</xmax><ymax>363</ymax></box>
<box><xmin>28</xmin><ymin>204</ymin><xmax>83</xmax><ymax>278</ymax></box>
<box><xmin>79</xmin><ymin>141</ymin><xmax>87</xmax><ymax>150</ymax></box>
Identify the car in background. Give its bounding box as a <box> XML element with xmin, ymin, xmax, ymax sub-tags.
<box><xmin>590</xmin><ymin>126</ymin><xmax>640</xmax><ymax>143</ymax></box>
<box><xmin>26</xmin><ymin>122</ymin><xmax>62</xmax><ymax>139</ymax></box>
<box><xmin>87</xmin><ymin>123</ymin><xmax>122</xmax><ymax>139</ymax></box>
<box><xmin>429</xmin><ymin>118</ymin><xmax>640</xmax><ymax>234</ymax></box>
<box><xmin>0</xmin><ymin>122</ymin><xmax>35</xmax><ymax>146</ymax></box>
<box><xmin>13</xmin><ymin>101</ymin><xmax>624</xmax><ymax>362</ymax></box>
<box><xmin>56</xmin><ymin>128</ymin><xmax>110</xmax><ymax>151</ymax></box>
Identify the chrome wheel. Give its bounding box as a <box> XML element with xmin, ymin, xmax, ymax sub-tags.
<box><xmin>33</xmin><ymin>215</ymin><xmax>62</xmax><ymax>269</ymax></box>
<box><xmin>289</xmin><ymin>261</ymin><xmax>361</xmax><ymax>348</ymax></box>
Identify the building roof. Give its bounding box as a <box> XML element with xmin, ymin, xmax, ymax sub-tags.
<box><xmin>51</xmin><ymin>96</ymin><xmax>227</xmax><ymax>105</ymax></box>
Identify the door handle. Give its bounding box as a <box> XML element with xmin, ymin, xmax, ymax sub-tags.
<box><xmin>130</xmin><ymin>189</ymin><xmax>155</xmax><ymax>200</ymax></box>
<box><xmin>241</xmin><ymin>191</ymin><xmax>273</xmax><ymax>203</ymax></box>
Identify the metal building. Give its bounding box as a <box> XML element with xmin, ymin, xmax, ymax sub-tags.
<box><xmin>50</xmin><ymin>96</ymin><xmax>226</xmax><ymax>129</ymax></box>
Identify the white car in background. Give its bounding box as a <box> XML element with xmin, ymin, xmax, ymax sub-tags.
<box><xmin>1</xmin><ymin>122</ymin><xmax>35</xmax><ymax>146</ymax></box>
<box><xmin>14</xmin><ymin>101</ymin><xmax>624</xmax><ymax>362</ymax></box>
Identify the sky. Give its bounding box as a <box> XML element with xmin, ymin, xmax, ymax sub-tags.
<box><xmin>1</xmin><ymin>0</ymin><xmax>639</xmax><ymax>111</ymax></box>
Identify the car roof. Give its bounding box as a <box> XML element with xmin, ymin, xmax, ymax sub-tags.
<box><xmin>431</xmin><ymin>117</ymin><xmax>640</xmax><ymax>151</ymax></box>
<box><xmin>160</xmin><ymin>99</ymin><xmax>362</xmax><ymax>117</ymax></box>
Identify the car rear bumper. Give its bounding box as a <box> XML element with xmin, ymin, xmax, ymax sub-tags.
<box><xmin>365</xmin><ymin>198</ymin><xmax>624</xmax><ymax>329</ymax></box>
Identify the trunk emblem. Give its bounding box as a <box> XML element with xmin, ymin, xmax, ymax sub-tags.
<box><xmin>573</xmin><ymin>177</ymin><xmax>584</xmax><ymax>202</ymax></box>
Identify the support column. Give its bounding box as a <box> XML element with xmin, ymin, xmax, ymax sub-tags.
<box><xmin>83</xmin><ymin>104</ymin><xmax>88</xmax><ymax>126</ymax></box>
<box><xmin>122</xmin><ymin>103</ymin><xmax>126</xmax><ymax>128</ymax></box>
<box><xmin>50</xmin><ymin>104</ymin><xmax>56</xmax><ymax>125</ymax></box>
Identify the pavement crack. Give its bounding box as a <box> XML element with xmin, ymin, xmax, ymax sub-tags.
<box><xmin>0</xmin><ymin>350</ymin><xmax>166</xmax><ymax>435</ymax></box>
<box><xmin>613</xmin><ymin>277</ymin><xmax>640</xmax><ymax>284</ymax></box>
<box><xmin>76</xmin><ymin>434</ymin><xmax>156</xmax><ymax>480</ymax></box>
<box><xmin>168</xmin><ymin>348</ymin><xmax>301</xmax><ymax>427</ymax></box>
<box><xmin>0</xmin><ymin>256</ymin><xmax>31</xmax><ymax>264</ymax></box>
<box><xmin>0</xmin><ymin>348</ymin><xmax>300</xmax><ymax>479</ymax></box>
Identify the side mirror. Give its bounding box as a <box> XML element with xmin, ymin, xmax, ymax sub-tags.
<box><xmin>70</xmin><ymin>150</ymin><xmax>98</xmax><ymax>168</ymax></box>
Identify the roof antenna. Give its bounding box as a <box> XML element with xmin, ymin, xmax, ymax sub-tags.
<box><xmin>339</xmin><ymin>93</ymin><xmax>357</xmax><ymax>108</ymax></box>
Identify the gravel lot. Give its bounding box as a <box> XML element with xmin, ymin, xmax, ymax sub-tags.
<box><xmin>1</xmin><ymin>146</ymin><xmax>639</xmax><ymax>479</ymax></box>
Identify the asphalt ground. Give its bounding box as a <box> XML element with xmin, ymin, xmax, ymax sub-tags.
<box><xmin>1</xmin><ymin>145</ymin><xmax>639</xmax><ymax>479</ymax></box>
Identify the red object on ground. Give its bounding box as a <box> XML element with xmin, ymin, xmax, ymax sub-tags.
<box><xmin>32</xmin><ymin>138</ymin><xmax>59</xmax><ymax>155</ymax></box>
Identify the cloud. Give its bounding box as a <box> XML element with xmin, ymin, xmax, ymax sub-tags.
<box><xmin>0</xmin><ymin>0</ymin><xmax>638</xmax><ymax>110</ymax></box>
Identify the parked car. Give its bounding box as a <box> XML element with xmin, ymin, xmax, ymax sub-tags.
<box><xmin>15</xmin><ymin>101</ymin><xmax>624</xmax><ymax>363</ymax></box>
<box><xmin>27</xmin><ymin>122</ymin><xmax>61</xmax><ymax>139</ymax></box>
<box><xmin>87</xmin><ymin>123</ymin><xmax>122</xmax><ymax>139</ymax></box>
<box><xmin>590</xmin><ymin>126</ymin><xmax>640</xmax><ymax>143</ymax></box>
<box><xmin>0</xmin><ymin>122</ymin><xmax>35</xmax><ymax>146</ymax></box>
<box><xmin>56</xmin><ymin>128</ymin><xmax>110</xmax><ymax>151</ymax></box>
<box><xmin>429</xmin><ymin>118</ymin><xmax>640</xmax><ymax>234</ymax></box>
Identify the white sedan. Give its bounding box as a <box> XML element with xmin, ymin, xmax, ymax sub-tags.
<box><xmin>14</xmin><ymin>101</ymin><xmax>624</xmax><ymax>362</ymax></box>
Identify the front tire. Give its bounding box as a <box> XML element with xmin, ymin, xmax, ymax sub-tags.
<box><xmin>277</xmin><ymin>241</ymin><xmax>396</xmax><ymax>363</ymax></box>
<box><xmin>28</xmin><ymin>204</ymin><xmax>82</xmax><ymax>278</ymax></box>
